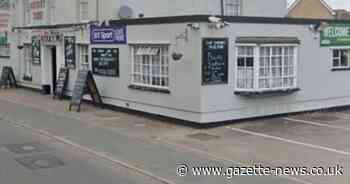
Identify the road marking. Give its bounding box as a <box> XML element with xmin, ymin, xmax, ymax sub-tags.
<box><xmin>284</xmin><ymin>117</ymin><xmax>350</xmax><ymax>132</ymax></box>
<box><xmin>1</xmin><ymin>114</ymin><xmax>312</xmax><ymax>184</ymax></box>
<box><xmin>4</xmin><ymin>118</ymin><xmax>175</xmax><ymax>184</ymax></box>
<box><xmin>226</xmin><ymin>126</ymin><xmax>350</xmax><ymax>157</ymax></box>
<box><xmin>159</xmin><ymin>139</ymin><xmax>313</xmax><ymax>184</ymax></box>
<box><xmin>334</xmin><ymin>112</ymin><xmax>350</xmax><ymax>119</ymax></box>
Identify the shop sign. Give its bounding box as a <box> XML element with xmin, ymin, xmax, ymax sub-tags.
<box><xmin>90</xmin><ymin>25</ymin><xmax>127</xmax><ymax>44</ymax></box>
<box><xmin>31</xmin><ymin>36</ymin><xmax>41</xmax><ymax>65</ymax></box>
<box><xmin>64</xmin><ymin>36</ymin><xmax>76</xmax><ymax>68</ymax></box>
<box><xmin>40</xmin><ymin>31</ymin><xmax>63</xmax><ymax>42</ymax></box>
<box><xmin>320</xmin><ymin>23</ymin><xmax>350</xmax><ymax>47</ymax></box>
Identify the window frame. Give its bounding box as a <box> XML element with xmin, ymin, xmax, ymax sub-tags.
<box><xmin>331</xmin><ymin>47</ymin><xmax>350</xmax><ymax>70</ymax></box>
<box><xmin>224</xmin><ymin>0</ymin><xmax>241</xmax><ymax>16</ymax></box>
<box><xmin>130</xmin><ymin>44</ymin><xmax>170</xmax><ymax>90</ymax></box>
<box><xmin>78</xmin><ymin>0</ymin><xmax>89</xmax><ymax>22</ymax></box>
<box><xmin>235</xmin><ymin>44</ymin><xmax>299</xmax><ymax>92</ymax></box>
<box><xmin>77</xmin><ymin>44</ymin><xmax>89</xmax><ymax>69</ymax></box>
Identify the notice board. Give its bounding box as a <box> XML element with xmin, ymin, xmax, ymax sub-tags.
<box><xmin>202</xmin><ymin>38</ymin><xmax>229</xmax><ymax>85</ymax></box>
<box><xmin>92</xmin><ymin>48</ymin><xmax>119</xmax><ymax>77</ymax></box>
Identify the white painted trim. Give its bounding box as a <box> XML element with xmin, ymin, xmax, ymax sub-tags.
<box><xmin>128</xmin><ymin>41</ymin><xmax>171</xmax><ymax>45</ymax></box>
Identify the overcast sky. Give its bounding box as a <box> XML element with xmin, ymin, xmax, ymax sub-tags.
<box><xmin>288</xmin><ymin>0</ymin><xmax>350</xmax><ymax>10</ymax></box>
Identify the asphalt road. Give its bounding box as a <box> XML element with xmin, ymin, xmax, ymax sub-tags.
<box><xmin>0</xmin><ymin>118</ymin><xmax>163</xmax><ymax>184</ymax></box>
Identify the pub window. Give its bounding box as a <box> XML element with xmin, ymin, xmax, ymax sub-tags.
<box><xmin>48</xmin><ymin>0</ymin><xmax>56</xmax><ymax>24</ymax></box>
<box><xmin>78</xmin><ymin>0</ymin><xmax>89</xmax><ymax>22</ymax></box>
<box><xmin>23</xmin><ymin>0</ymin><xmax>31</xmax><ymax>25</ymax></box>
<box><xmin>332</xmin><ymin>49</ymin><xmax>350</xmax><ymax>69</ymax></box>
<box><xmin>0</xmin><ymin>44</ymin><xmax>10</xmax><ymax>58</ymax></box>
<box><xmin>78</xmin><ymin>44</ymin><xmax>89</xmax><ymax>69</ymax></box>
<box><xmin>236</xmin><ymin>45</ymin><xmax>298</xmax><ymax>91</ymax></box>
<box><xmin>131</xmin><ymin>45</ymin><xmax>169</xmax><ymax>89</ymax></box>
<box><xmin>225</xmin><ymin>0</ymin><xmax>241</xmax><ymax>16</ymax></box>
<box><xmin>23</xmin><ymin>44</ymin><xmax>32</xmax><ymax>79</ymax></box>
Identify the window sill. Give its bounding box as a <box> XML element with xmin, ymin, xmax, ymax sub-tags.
<box><xmin>331</xmin><ymin>68</ymin><xmax>350</xmax><ymax>71</ymax></box>
<box><xmin>234</xmin><ymin>88</ymin><xmax>300</xmax><ymax>97</ymax></box>
<box><xmin>128</xmin><ymin>84</ymin><xmax>171</xmax><ymax>94</ymax></box>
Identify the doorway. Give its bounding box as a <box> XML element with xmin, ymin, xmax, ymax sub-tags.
<box><xmin>51</xmin><ymin>46</ymin><xmax>57</xmax><ymax>94</ymax></box>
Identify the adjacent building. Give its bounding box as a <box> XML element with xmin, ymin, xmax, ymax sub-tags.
<box><xmin>287</xmin><ymin>0</ymin><xmax>334</xmax><ymax>19</ymax></box>
<box><xmin>5</xmin><ymin>0</ymin><xmax>350</xmax><ymax>124</ymax></box>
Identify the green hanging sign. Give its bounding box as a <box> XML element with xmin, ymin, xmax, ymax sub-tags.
<box><xmin>320</xmin><ymin>23</ymin><xmax>350</xmax><ymax>47</ymax></box>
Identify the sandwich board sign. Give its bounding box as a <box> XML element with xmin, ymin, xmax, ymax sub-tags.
<box><xmin>69</xmin><ymin>70</ymin><xmax>103</xmax><ymax>112</ymax></box>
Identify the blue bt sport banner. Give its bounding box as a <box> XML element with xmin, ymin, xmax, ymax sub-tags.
<box><xmin>90</xmin><ymin>25</ymin><xmax>127</xmax><ymax>44</ymax></box>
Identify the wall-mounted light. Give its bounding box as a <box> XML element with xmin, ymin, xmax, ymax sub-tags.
<box><xmin>187</xmin><ymin>23</ymin><xmax>200</xmax><ymax>30</ymax></box>
<box><xmin>208</xmin><ymin>16</ymin><xmax>230</xmax><ymax>29</ymax></box>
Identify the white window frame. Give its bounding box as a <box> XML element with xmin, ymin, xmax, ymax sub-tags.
<box><xmin>331</xmin><ymin>47</ymin><xmax>350</xmax><ymax>69</ymax></box>
<box><xmin>23</xmin><ymin>44</ymin><xmax>32</xmax><ymax>76</ymax></box>
<box><xmin>130</xmin><ymin>44</ymin><xmax>170</xmax><ymax>89</ymax></box>
<box><xmin>78</xmin><ymin>0</ymin><xmax>89</xmax><ymax>22</ymax></box>
<box><xmin>48</xmin><ymin>0</ymin><xmax>56</xmax><ymax>24</ymax></box>
<box><xmin>224</xmin><ymin>0</ymin><xmax>241</xmax><ymax>16</ymax></box>
<box><xmin>77</xmin><ymin>44</ymin><xmax>89</xmax><ymax>69</ymax></box>
<box><xmin>23</xmin><ymin>0</ymin><xmax>31</xmax><ymax>26</ymax></box>
<box><xmin>235</xmin><ymin>44</ymin><xmax>298</xmax><ymax>92</ymax></box>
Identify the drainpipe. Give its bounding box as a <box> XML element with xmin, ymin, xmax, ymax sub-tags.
<box><xmin>96</xmin><ymin>0</ymin><xmax>100</xmax><ymax>22</ymax></box>
<box><xmin>221</xmin><ymin>0</ymin><xmax>224</xmax><ymax>16</ymax></box>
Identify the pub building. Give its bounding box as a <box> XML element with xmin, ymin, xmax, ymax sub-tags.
<box><xmin>7</xmin><ymin>0</ymin><xmax>350</xmax><ymax>124</ymax></box>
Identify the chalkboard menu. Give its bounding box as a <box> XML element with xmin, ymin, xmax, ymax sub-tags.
<box><xmin>32</xmin><ymin>37</ymin><xmax>41</xmax><ymax>65</ymax></box>
<box><xmin>64</xmin><ymin>36</ymin><xmax>76</xmax><ymax>68</ymax></box>
<box><xmin>202</xmin><ymin>38</ymin><xmax>228</xmax><ymax>85</ymax></box>
<box><xmin>92</xmin><ymin>48</ymin><xmax>119</xmax><ymax>77</ymax></box>
<box><xmin>54</xmin><ymin>67</ymin><xmax>69</xmax><ymax>100</ymax></box>
<box><xmin>69</xmin><ymin>70</ymin><xmax>103</xmax><ymax>112</ymax></box>
<box><xmin>0</xmin><ymin>66</ymin><xmax>17</xmax><ymax>88</ymax></box>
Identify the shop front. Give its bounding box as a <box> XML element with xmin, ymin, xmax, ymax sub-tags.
<box><xmin>12</xmin><ymin>15</ymin><xmax>350</xmax><ymax>124</ymax></box>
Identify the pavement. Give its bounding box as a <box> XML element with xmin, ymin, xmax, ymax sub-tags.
<box><xmin>0</xmin><ymin>88</ymin><xmax>349</xmax><ymax>184</ymax></box>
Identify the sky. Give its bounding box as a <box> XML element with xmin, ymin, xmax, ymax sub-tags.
<box><xmin>288</xmin><ymin>0</ymin><xmax>350</xmax><ymax>10</ymax></box>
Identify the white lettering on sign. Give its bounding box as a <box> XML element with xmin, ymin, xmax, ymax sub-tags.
<box><xmin>324</xmin><ymin>26</ymin><xmax>350</xmax><ymax>38</ymax></box>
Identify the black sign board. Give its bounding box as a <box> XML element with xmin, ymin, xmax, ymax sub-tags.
<box><xmin>64</xmin><ymin>36</ymin><xmax>76</xmax><ymax>68</ymax></box>
<box><xmin>54</xmin><ymin>67</ymin><xmax>69</xmax><ymax>100</ymax></box>
<box><xmin>32</xmin><ymin>37</ymin><xmax>41</xmax><ymax>65</ymax></box>
<box><xmin>202</xmin><ymin>38</ymin><xmax>228</xmax><ymax>85</ymax></box>
<box><xmin>92</xmin><ymin>48</ymin><xmax>119</xmax><ymax>77</ymax></box>
<box><xmin>0</xmin><ymin>66</ymin><xmax>17</xmax><ymax>89</ymax></box>
<box><xmin>69</xmin><ymin>70</ymin><xmax>103</xmax><ymax>112</ymax></box>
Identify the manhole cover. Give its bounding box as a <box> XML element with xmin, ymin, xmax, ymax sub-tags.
<box><xmin>15</xmin><ymin>154</ymin><xmax>65</xmax><ymax>170</ymax></box>
<box><xmin>4</xmin><ymin>143</ymin><xmax>51</xmax><ymax>154</ymax></box>
<box><xmin>187</xmin><ymin>133</ymin><xmax>220</xmax><ymax>141</ymax></box>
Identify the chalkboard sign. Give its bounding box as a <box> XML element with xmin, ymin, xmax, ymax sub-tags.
<box><xmin>32</xmin><ymin>37</ymin><xmax>41</xmax><ymax>65</ymax></box>
<box><xmin>202</xmin><ymin>38</ymin><xmax>228</xmax><ymax>85</ymax></box>
<box><xmin>0</xmin><ymin>66</ymin><xmax>17</xmax><ymax>89</ymax></box>
<box><xmin>64</xmin><ymin>36</ymin><xmax>76</xmax><ymax>68</ymax></box>
<box><xmin>92</xmin><ymin>48</ymin><xmax>119</xmax><ymax>77</ymax></box>
<box><xmin>69</xmin><ymin>70</ymin><xmax>103</xmax><ymax>112</ymax></box>
<box><xmin>54</xmin><ymin>67</ymin><xmax>69</xmax><ymax>100</ymax></box>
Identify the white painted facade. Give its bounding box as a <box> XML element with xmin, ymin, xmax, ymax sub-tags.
<box><xmin>6</xmin><ymin>0</ymin><xmax>350</xmax><ymax>124</ymax></box>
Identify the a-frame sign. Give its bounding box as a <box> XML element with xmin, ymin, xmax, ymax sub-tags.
<box><xmin>54</xmin><ymin>67</ymin><xmax>69</xmax><ymax>100</ymax></box>
<box><xmin>69</xmin><ymin>70</ymin><xmax>103</xmax><ymax>112</ymax></box>
<box><xmin>0</xmin><ymin>66</ymin><xmax>17</xmax><ymax>89</ymax></box>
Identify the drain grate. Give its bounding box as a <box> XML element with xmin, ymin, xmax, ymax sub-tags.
<box><xmin>4</xmin><ymin>143</ymin><xmax>51</xmax><ymax>155</ymax></box>
<box><xmin>15</xmin><ymin>154</ymin><xmax>65</xmax><ymax>170</ymax></box>
<box><xmin>187</xmin><ymin>133</ymin><xmax>220</xmax><ymax>141</ymax></box>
